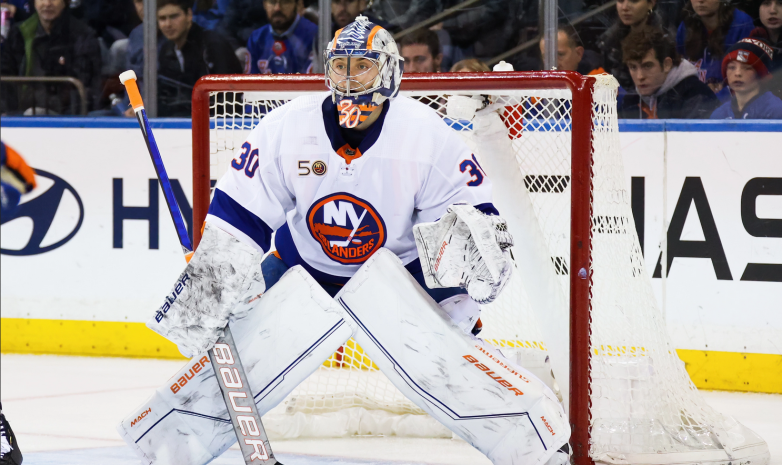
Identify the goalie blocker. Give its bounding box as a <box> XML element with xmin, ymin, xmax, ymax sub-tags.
<box><xmin>120</xmin><ymin>248</ymin><xmax>569</xmax><ymax>465</ymax></box>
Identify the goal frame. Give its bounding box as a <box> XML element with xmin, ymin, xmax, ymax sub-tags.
<box><xmin>191</xmin><ymin>71</ymin><xmax>596</xmax><ymax>465</ymax></box>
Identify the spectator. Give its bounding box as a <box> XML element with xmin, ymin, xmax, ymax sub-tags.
<box><xmin>540</xmin><ymin>24</ymin><xmax>605</xmax><ymax>74</ymax></box>
<box><xmin>750</xmin><ymin>0</ymin><xmax>782</xmax><ymax>96</ymax></box>
<box><xmin>757</xmin><ymin>0</ymin><xmax>781</xmax><ymax>47</ymax></box>
<box><xmin>247</xmin><ymin>0</ymin><xmax>316</xmax><ymax>74</ymax></box>
<box><xmin>0</xmin><ymin>0</ymin><xmax>102</xmax><ymax>114</ymax></box>
<box><xmin>156</xmin><ymin>0</ymin><xmax>241</xmax><ymax>116</ymax></box>
<box><xmin>597</xmin><ymin>0</ymin><xmax>664</xmax><ymax>90</ymax></box>
<box><xmin>711</xmin><ymin>37</ymin><xmax>782</xmax><ymax>117</ymax></box>
<box><xmin>399</xmin><ymin>28</ymin><xmax>442</xmax><ymax>72</ymax></box>
<box><xmin>450</xmin><ymin>58</ymin><xmax>491</xmax><ymax>72</ymax></box>
<box><xmin>619</xmin><ymin>25</ymin><xmax>719</xmax><ymax>117</ymax></box>
<box><xmin>677</xmin><ymin>0</ymin><xmax>754</xmax><ymax>94</ymax></box>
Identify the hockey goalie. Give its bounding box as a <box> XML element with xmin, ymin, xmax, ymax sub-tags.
<box><xmin>119</xmin><ymin>16</ymin><xmax>570</xmax><ymax>465</ymax></box>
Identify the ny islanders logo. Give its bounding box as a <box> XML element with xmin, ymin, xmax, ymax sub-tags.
<box><xmin>307</xmin><ymin>193</ymin><xmax>386</xmax><ymax>264</ymax></box>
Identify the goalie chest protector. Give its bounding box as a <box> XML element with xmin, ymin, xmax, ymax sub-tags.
<box><xmin>207</xmin><ymin>92</ymin><xmax>496</xmax><ymax>282</ymax></box>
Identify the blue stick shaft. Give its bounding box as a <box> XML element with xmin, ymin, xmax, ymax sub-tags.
<box><xmin>135</xmin><ymin>109</ymin><xmax>193</xmax><ymax>252</ymax></box>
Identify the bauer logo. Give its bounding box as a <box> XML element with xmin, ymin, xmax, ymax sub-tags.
<box><xmin>154</xmin><ymin>272</ymin><xmax>191</xmax><ymax>322</ymax></box>
<box><xmin>463</xmin><ymin>354</ymin><xmax>524</xmax><ymax>396</ymax></box>
<box><xmin>170</xmin><ymin>356</ymin><xmax>210</xmax><ymax>394</ymax></box>
<box><xmin>1</xmin><ymin>169</ymin><xmax>84</xmax><ymax>256</ymax></box>
<box><xmin>306</xmin><ymin>192</ymin><xmax>386</xmax><ymax>264</ymax></box>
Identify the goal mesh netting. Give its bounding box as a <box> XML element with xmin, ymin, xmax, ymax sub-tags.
<box><xmin>192</xmin><ymin>73</ymin><xmax>768</xmax><ymax>465</ymax></box>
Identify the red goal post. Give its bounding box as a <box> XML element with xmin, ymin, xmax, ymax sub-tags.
<box><xmin>191</xmin><ymin>71</ymin><xmax>595</xmax><ymax>464</ymax></box>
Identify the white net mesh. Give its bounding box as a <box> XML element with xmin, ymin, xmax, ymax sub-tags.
<box><xmin>202</xmin><ymin>75</ymin><xmax>768</xmax><ymax>464</ymax></box>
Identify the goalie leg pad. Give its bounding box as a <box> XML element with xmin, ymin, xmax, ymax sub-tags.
<box><xmin>336</xmin><ymin>249</ymin><xmax>570</xmax><ymax>465</ymax></box>
<box><xmin>118</xmin><ymin>266</ymin><xmax>355</xmax><ymax>465</ymax></box>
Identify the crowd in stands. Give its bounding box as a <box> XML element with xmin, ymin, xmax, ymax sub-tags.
<box><xmin>0</xmin><ymin>0</ymin><xmax>780</xmax><ymax>118</ymax></box>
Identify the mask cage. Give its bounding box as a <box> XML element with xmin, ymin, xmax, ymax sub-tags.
<box><xmin>325</xmin><ymin>49</ymin><xmax>385</xmax><ymax>97</ymax></box>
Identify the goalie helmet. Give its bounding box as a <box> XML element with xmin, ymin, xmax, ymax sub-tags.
<box><xmin>325</xmin><ymin>16</ymin><xmax>404</xmax><ymax>128</ymax></box>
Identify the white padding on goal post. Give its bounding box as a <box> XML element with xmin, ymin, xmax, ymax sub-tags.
<box><xmin>118</xmin><ymin>266</ymin><xmax>354</xmax><ymax>465</ymax></box>
<box><xmin>471</xmin><ymin>109</ymin><xmax>572</xmax><ymax>412</ymax></box>
<box><xmin>336</xmin><ymin>249</ymin><xmax>570</xmax><ymax>465</ymax></box>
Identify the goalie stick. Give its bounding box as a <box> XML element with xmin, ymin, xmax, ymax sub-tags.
<box><xmin>119</xmin><ymin>71</ymin><xmax>281</xmax><ymax>465</ymax></box>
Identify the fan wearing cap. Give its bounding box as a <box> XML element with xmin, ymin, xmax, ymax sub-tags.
<box><xmin>711</xmin><ymin>37</ymin><xmax>782</xmax><ymax>118</ymax></box>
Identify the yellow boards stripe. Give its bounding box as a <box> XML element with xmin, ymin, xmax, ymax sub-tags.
<box><xmin>676</xmin><ymin>349</ymin><xmax>782</xmax><ymax>394</ymax></box>
<box><xmin>1</xmin><ymin>318</ymin><xmax>185</xmax><ymax>359</ymax></box>
<box><xmin>2</xmin><ymin>318</ymin><xmax>780</xmax><ymax>394</ymax></box>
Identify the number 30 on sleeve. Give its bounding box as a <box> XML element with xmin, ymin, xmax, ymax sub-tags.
<box><xmin>459</xmin><ymin>155</ymin><xmax>485</xmax><ymax>186</ymax></box>
<box><xmin>231</xmin><ymin>142</ymin><xmax>260</xmax><ymax>178</ymax></box>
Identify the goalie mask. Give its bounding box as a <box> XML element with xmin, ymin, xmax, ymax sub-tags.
<box><xmin>325</xmin><ymin>16</ymin><xmax>404</xmax><ymax>129</ymax></box>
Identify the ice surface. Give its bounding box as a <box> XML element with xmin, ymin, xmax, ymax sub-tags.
<box><xmin>22</xmin><ymin>446</ymin><xmax>453</xmax><ymax>465</ymax></box>
<box><xmin>1</xmin><ymin>354</ymin><xmax>779</xmax><ymax>465</ymax></box>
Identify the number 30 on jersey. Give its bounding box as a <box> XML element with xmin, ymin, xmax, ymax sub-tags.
<box><xmin>460</xmin><ymin>154</ymin><xmax>485</xmax><ymax>186</ymax></box>
<box><xmin>232</xmin><ymin>142</ymin><xmax>259</xmax><ymax>178</ymax></box>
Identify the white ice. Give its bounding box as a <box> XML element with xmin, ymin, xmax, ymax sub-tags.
<box><xmin>2</xmin><ymin>354</ymin><xmax>780</xmax><ymax>465</ymax></box>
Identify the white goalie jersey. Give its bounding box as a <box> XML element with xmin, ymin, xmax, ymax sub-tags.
<box><xmin>206</xmin><ymin>92</ymin><xmax>497</xmax><ymax>282</ymax></box>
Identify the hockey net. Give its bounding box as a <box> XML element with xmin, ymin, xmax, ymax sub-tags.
<box><xmin>191</xmin><ymin>73</ymin><xmax>768</xmax><ymax>465</ymax></box>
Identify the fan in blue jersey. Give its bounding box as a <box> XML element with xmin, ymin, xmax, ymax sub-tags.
<box><xmin>246</xmin><ymin>0</ymin><xmax>317</xmax><ymax>74</ymax></box>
